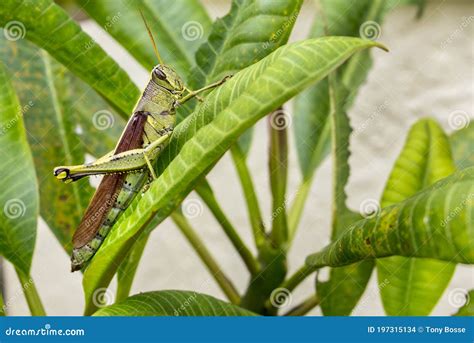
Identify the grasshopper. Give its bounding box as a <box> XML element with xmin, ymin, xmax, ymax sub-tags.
<box><xmin>54</xmin><ymin>13</ymin><xmax>229</xmax><ymax>272</ymax></box>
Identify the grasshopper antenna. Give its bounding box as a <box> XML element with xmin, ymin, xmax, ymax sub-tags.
<box><xmin>139</xmin><ymin>9</ymin><xmax>164</xmax><ymax>65</ymax></box>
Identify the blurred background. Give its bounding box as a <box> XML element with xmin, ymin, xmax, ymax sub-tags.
<box><xmin>3</xmin><ymin>0</ymin><xmax>473</xmax><ymax>315</ymax></box>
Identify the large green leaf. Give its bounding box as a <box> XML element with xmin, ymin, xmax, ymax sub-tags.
<box><xmin>94</xmin><ymin>290</ymin><xmax>256</xmax><ymax>316</ymax></box>
<box><xmin>293</xmin><ymin>0</ymin><xmax>387</xmax><ymax>179</ymax></box>
<box><xmin>115</xmin><ymin>232</ymin><xmax>150</xmax><ymax>302</ymax></box>
<box><xmin>306</xmin><ymin>166</ymin><xmax>474</xmax><ymax>268</ymax></box>
<box><xmin>191</xmin><ymin>0</ymin><xmax>303</xmax><ymax>88</ymax></box>
<box><xmin>189</xmin><ymin>0</ymin><xmax>302</xmax><ymax>152</ymax></box>
<box><xmin>295</xmin><ymin>0</ymin><xmax>423</xmax><ymax>316</ymax></box>
<box><xmin>0</xmin><ymin>38</ymin><xmax>95</xmax><ymax>251</ymax></box>
<box><xmin>292</xmin><ymin>2</ymin><xmax>389</xmax><ymax>313</ymax></box>
<box><xmin>69</xmin><ymin>75</ymin><xmax>125</xmax><ymax>157</ymax></box>
<box><xmin>0</xmin><ymin>0</ymin><xmax>139</xmax><ymax>116</ymax></box>
<box><xmin>81</xmin><ymin>37</ymin><xmax>386</xmax><ymax>315</ymax></box>
<box><xmin>450</xmin><ymin>121</ymin><xmax>474</xmax><ymax>170</ymax></box>
<box><xmin>316</xmin><ymin>79</ymin><xmax>373</xmax><ymax>316</ymax></box>
<box><xmin>377</xmin><ymin>118</ymin><xmax>456</xmax><ymax>315</ymax></box>
<box><xmin>78</xmin><ymin>0</ymin><xmax>211</xmax><ymax>80</ymax></box>
<box><xmin>0</xmin><ymin>63</ymin><xmax>38</xmax><ymax>274</ymax></box>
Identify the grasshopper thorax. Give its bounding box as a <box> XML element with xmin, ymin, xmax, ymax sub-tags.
<box><xmin>152</xmin><ymin>64</ymin><xmax>184</xmax><ymax>94</ymax></box>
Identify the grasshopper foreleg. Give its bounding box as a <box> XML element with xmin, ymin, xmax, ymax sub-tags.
<box><xmin>180</xmin><ymin>75</ymin><xmax>233</xmax><ymax>104</ymax></box>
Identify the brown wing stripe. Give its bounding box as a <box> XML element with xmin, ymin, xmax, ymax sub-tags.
<box><xmin>72</xmin><ymin>112</ymin><xmax>148</xmax><ymax>248</ymax></box>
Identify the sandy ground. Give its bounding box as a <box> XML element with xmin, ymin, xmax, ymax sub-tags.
<box><xmin>4</xmin><ymin>0</ymin><xmax>473</xmax><ymax>315</ymax></box>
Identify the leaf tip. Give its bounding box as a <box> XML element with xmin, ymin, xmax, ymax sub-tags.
<box><xmin>373</xmin><ymin>42</ymin><xmax>389</xmax><ymax>52</ymax></box>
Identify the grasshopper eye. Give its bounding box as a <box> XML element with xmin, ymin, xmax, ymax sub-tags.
<box><xmin>153</xmin><ymin>68</ymin><xmax>167</xmax><ymax>80</ymax></box>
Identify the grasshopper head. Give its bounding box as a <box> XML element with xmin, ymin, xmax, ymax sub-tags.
<box><xmin>152</xmin><ymin>65</ymin><xmax>184</xmax><ymax>94</ymax></box>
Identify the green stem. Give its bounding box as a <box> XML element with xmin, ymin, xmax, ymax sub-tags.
<box><xmin>288</xmin><ymin>113</ymin><xmax>331</xmax><ymax>243</ymax></box>
<box><xmin>171</xmin><ymin>211</ymin><xmax>240</xmax><ymax>305</ymax></box>
<box><xmin>15</xmin><ymin>268</ymin><xmax>46</xmax><ymax>316</ymax></box>
<box><xmin>280</xmin><ymin>263</ymin><xmax>315</xmax><ymax>293</ymax></box>
<box><xmin>196</xmin><ymin>181</ymin><xmax>260</xmax><ymax>275</ymax></box>
<box><xmin>230</xmin><ymin>145</ymin><xmax>266</xmax><ymax>249</ymax></box>
<box><xmin>268</xmin><ymin>112</ymin><xmax>289</xmax><ymax>248</ymax></box>
<box><xmin>288</xmin><ymin>177</ymin><xmax>312</xmax><ymax>242</ymax></box>
<box><xmin>0</xmin><ymin>288</ymin><xmax>5</xmax><ymax>316</ymax></box>
<box><xmin>283</xmin><ymin>295</ymin><xmax>320</xmax><ymax>316</ymax></box>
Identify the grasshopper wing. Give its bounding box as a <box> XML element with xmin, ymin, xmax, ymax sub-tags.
<box><xmin>72</xmin><ymin>112</ymin><xmax>147</xmax><ymax>248</ymax></box>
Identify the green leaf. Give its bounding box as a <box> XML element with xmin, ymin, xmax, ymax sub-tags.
<box><xmin>116</xmin><ymin>232</ymin><xmax>150</xmax><ymax>302</ymax></box>
<box><xmin>192</xmin><ymin>0</ymin><xmax>303</xmax><ymax>87</ymax></box>
<box><xmin>377</xmin><ymin>118</ymin><xmax>456</xmax><ymax>315</ymax></box>
<box><xmin>69</xmin><ymin>74</ymin><xmax>125</xmax><ymax>157</ymax></box>
<box><xmin>453</xmin><ymin>290</ymin><xmax>473</xmax><ymax>316</ymax></box>
<box><xmin>306</xmin><ymin>166</ymin><xmax>474</xmax><ymax>268</ymax></box>
<box><xmin>0</xmin><ymin>38</ymin><xmax>94</xmax><ymax>251</ymax></box>
<box><xmin>293</xmin><ymin>78</ymin><xmax>331</xmax><ymax>179</ymax></box>
<box><xmin>316</xmin><ymin>80</ymin><xmax>372</xmax><ymax>316</ymax></box>
<box><xmin>450</xmin><ymin>121</ymin><xmax>474</xmax><ymax>170</ymax></box>
<box><xmin>308</xmin><ymin>0</ymin><xmax>427</xmax><ymax>316</ymax></box>
<box><xmin>296</xmin><ymin>0</ymin><xmax>419</xmax><ymax>316</ymax></box>
<box><xmin>188</xmin><ymin>0</ymin><xmax>303</xmax><ymax>152</ymax></box>
<box><xmin>82</xmin><ymin>37</ymin><xmax>386</xmax><ymax>315</ymax></box>
<box><xmin>293</xmin><ymin>0</ymin><xmax>387</xmax><ymax>179</ymax></box>
<box><xmin>0</xmin><ymin>62</ymin><xmax>38</xmax><ymax>274</ymax></box>
<box><xmin>0</xmin><ymin>0</ymin><xmax>140</xmax><ymax>116</ymax></box>
<box><xmin>94</xmin><ymin>290</ymin><xmax>256</xmax><ymax>316</ymax></box>
<box><xmin>78</xmin><ymin>0</ymin><xmax>211</xmax><ymax>80</ymax></box>
<box><xmin>317</xmin><ymin>259</ymin><xmax>374</xmax><ymax>315</ymax></box>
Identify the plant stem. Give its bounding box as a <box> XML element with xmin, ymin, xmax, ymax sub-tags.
<box><xmin>288</xmin><ymin>115</ymin><xmax>331</xmax><ymax>243</ymax></box>
<box><xmin>0</xmin><ymin>289</ymin><xmax>5</xmax><ymax>316</ymax></box>
<box><xmin>15</xmin><ymin>268</ymin><xmax>46</xmax><ymax>316</ymax></box>
<box><xmin>230</xmin><ymin>145</ymin><xmax>266</xmax><ymax>249</ymax></box>
<box><xmin>288</xmin><ymin>177</ymin><xmax>312</xmax><ymax>242</ymax></box>
<box><xmin>284</xmin><ymin>294</ymin><xmax>320</xmax><ymax>316</ymax></box>
<box><xmin>280</xmin><ymin>263</ymin><xmax>315</xmax><ymax>293</ymax></box>
<box><xmin>268</xmin><ymin>112</ymin><xmax>289</xmax><ymax>248</ymax></box>
<box><xmin>195</xmin><ymin>181</ymin><xmax>260</xmax><ymax>275</ymax></box>
<box><xmin>171</xmin><ymin>211</ymin><xmax>240</xmax><ymax>305</ymax></box>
